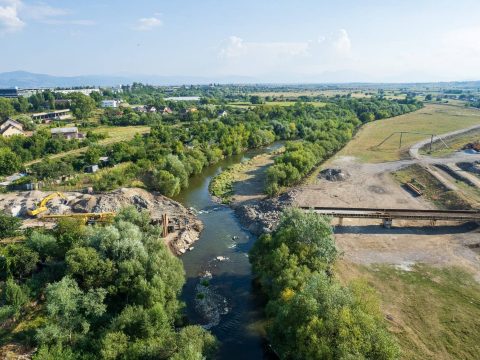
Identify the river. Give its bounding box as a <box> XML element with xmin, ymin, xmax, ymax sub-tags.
<box><xmin>174</xmin><ymin>143</ymin><xmax>282</xmax><ymax>359</ymax></box>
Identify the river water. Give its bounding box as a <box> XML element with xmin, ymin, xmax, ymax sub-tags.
<box><xmin>175</xmin><ymin>144</ymin><xmax>281</xmax><ymax>359</ymax></box>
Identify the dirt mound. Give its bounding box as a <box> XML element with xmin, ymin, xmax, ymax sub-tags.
<box><xmin>463</xmin><ymin>141</ymin><xmax>480</xmax><ymax>152</ymax></box>
<box><xmin>319</xmin><ymin>168</ymin><xmax>350</xmax><ymax>182</ymax></box>
<box><xmin>0</xmin><ymin>188</ymin><xmax>202</xmax><ymax>255</ymax></box>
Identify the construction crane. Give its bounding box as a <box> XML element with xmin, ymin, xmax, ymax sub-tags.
<box><xmin>27</xmin><ymin>192</ymin><xmax>68</xmax><ymax>216</ymax></box>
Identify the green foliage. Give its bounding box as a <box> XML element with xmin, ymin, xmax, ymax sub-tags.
<box><xmin>0</xmin><ymin>211</ymin><xmax>22</xmax><ymax>238</ymax></box>
<box><xmin>250</xmin><ymin>209</ymin><xmax>400</xmax><ymax>359</ymax></box>
<box><xmin>36</xmin><ymin>276</ymin><xmax>107</xmax><ymax>347</ymax></box>
<box><xmin>0</xmin><ymin>207</ymin><xmax>217</xmax><ymax>358</ymax></box>
<box><xmin>3</xmin><ymin>278</ymin><xmax>29</xmax><ymax>313</ymax></box>
<box><xmin>69</xmin><ymin>92</ymin><xmax>96</xmax><ymax>120</ymax></box>
<box><xmin>1</xmin><ymin>243</ymin><xmax>39</xmax><ymax>280</ymax></box>
<box><xmin>26</xmin><ymin>232</ymin><xmax>61</xmax><ymax>260</ymax></box>
<box><xmin>0</xmin><ymin>147</ymin><xmax>21</xmax><ymax>176</ymax></box>
<box><xmin>0</xmin><ymin>98</ymin><xmax>15</xmax><ymax>120</ymax></box>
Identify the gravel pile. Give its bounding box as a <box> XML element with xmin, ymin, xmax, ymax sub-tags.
<box><xmin>319</xmin><ymin>168</ymin><xmax>350</xmax><ymax>182</ymax></box>
<box><xmin>234</xmin><ymin>190</ymin><xmax>297</xmax><ymax>235</ymax></box>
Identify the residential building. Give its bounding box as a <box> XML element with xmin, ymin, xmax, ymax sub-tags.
<box><xmin>101</xmin><ymin>100</ymin><xmax>120</xmax><ymax>108</ymax></box>
<box><xmin>218</xmin><ymin>110</ymin><xmax>228</xmax><ymax>117</ymax></box>
<box><xmin>0</xmin><ymin>118</ymin><xmax>25</xmax><ymax>137</ymax></box>
<box><xmin>50</xmin><ymin>127</ymin><xmax>85</xmax><ymax>140</ymax></box>
<box><xmin>133</xmin><ymin>105</ymin><xmax>147</xmax><ymax>113</ymax></box>
<box><xmin>158</xmin><ymin>106</ymin><xmax>173</xmax><ymax>115</ymax></box>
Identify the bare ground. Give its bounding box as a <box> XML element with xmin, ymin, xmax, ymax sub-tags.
<box><xmin>292</xmin><ymin>155</ymin><xmax>480</xmax><ymax>280</ymax></box>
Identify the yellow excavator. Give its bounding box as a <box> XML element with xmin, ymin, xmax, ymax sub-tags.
<box><xmin>27</xmin><ymin>192</ymin><xmax>116</xmax><ymax>224</ymax></box>
<box><xmin>42</xmin><ymin>212</ymin><xmax>116</xmax><ymax>224</ymax></box>
<box><xmin>27</xmin><ymin>192</ymin><xmax>68</xmax><ymax>216</ymax></box>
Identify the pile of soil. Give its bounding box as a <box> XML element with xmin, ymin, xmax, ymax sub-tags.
<box><xmin>0</xmin><ymin>188</ymin><xmax>202</xmax><ymax>255</ymax></box>
<box><xmin>463</xmin><ymin>141</ymin><xmax>480</xmax><ymax>152</ymax></box>
<box><xmin>319</xmin><ymin>168</ymin><xmax>350</xmax><ymax>182</ymax></box>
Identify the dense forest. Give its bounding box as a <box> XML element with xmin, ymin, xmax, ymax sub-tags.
<box><xmin>0</xmin><ymin>208</ymin><xmax>217</xmax><ymax>359</ymax></box>
<box><xmin>249</xmin><ymin>209</ymin><xmax>400</xmax><ymax>359</ymax></box>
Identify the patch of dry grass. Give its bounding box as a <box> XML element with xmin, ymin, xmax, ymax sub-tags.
<box><xmin>337</xmin><ymin>104</ymin><xmax>480</xmax><ymax>163</ymax></box>
<box><xmin>336</xmin><ymin>261</ymin><xmax>480</xmax><ymax>360</ymax></box>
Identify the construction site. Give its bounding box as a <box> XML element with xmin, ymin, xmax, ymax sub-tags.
<box><xmin>0</xmin><ymin>187</ymin><xmax>202</xmax><ymax>255</ymax></box>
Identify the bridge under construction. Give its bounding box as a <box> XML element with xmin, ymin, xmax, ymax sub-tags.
<box><xmin>300</xmin><ymin>207</ymin><xmax>480</xmax><ymax>228</ymax></box>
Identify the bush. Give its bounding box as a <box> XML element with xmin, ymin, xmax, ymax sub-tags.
<box><xmin>0</xmin><ymin>211</ymin><xmax>22</xmax><ymax>238</ymax></box>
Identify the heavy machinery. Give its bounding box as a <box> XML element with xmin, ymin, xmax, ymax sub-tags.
<box><xmin>27</xmin><ymin>192</ymin><xmax>116</xmax><ymax>225</ymax></box>
<box><xmin>42</xmin><ymin>212</ymin><xmax>116</xmax><ymax>224</ymax></box>
<box><xmin>27</xmin><ymin>192</ymin><xmax>68</xmax><ymax>216</ymax></box>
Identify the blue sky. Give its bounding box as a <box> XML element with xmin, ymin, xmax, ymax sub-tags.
<box><xmin>1</xmin><ymin>0</ymin><xmax>480</xmax><ymax>82</ymax></box>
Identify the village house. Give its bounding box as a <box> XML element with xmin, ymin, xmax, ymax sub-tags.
<box><xmin>158</xmin><ymin>106</ymin><xmax>173</xmax><ymax>115</ymax></box>
<box><xmin>218</xmin><ymin>110</ymin><xmax>228</xmax><ymax>117</ymax></box>
<box><xmin>50</xmin><ymin>127</ymin><xmax>85</xmax><ymax>140</ymax></box>
<box><xmin>133</xmin><ymin>105</ymin><xmax>147</xmax><ymax>113</ymax></box>
<box><xmin>0</xmin><ymin>118</ymin><xmax>25</xmax><ymax>137</ymax></box>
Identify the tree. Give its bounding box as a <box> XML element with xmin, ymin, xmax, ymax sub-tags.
<box><xmin>250</xmin><ymin>95</ymin><xmax>264</xmax><ymax>104</ymax></box>
<box><xmin>66</xmin><ymin>247</ymin><xmax>114</xmax><ymax>289</ymax></box>
<box><xmin>15</xmin><ymin>114</ymin><xmax>36</xmax><ymax>130</ymax></box>
<box><xmin>3</xmin><ymin>278</ymin><xmax>29</xmax><ymax>316</ymax></box>
<box><xmin>69</xmin><ymin>93</ymin><xmax>96</xmax><ymax>120</ymax></box>
<box><xmin>84</xmin><ymin>146</ymin><xmax>102</xmax><ymax>165</ymax></box>
<box><xmin>0</xmin><ymin>211</ymin><xmax>22</xmax><ymax>238</ymax></box>
<box><xmin>36</xmin><ymin>276</ymin><xmax>107</xmax><ymax>346</ymax></box>
<box><xmin>0</xmin><ymin>148</ymin><xmax>21</xmax><ymax>176</ymax></box>
<box><xmin>0</xmin><ymin>98</ymin><xmax>15</xmax><ymax>120</ymax></box>
<box><xmin>2</xmin><ymin>244</ymin><xmax>39</xmax><ymax>279</ymax></box>
<box><xmin>425</xmin><ymin>94</ymin><xmax>433</xmax><ymax>101</ymax></box>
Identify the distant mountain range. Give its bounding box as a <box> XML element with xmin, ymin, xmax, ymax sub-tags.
<box><xmin>0</xmin><ymin>70</ymin><xmax>479</xmax><ymax>89</ymax></box>
<box><xmin>0</xmin><ymin>71</ymin><xmax>255</xmax><ymax>88</ymax></box>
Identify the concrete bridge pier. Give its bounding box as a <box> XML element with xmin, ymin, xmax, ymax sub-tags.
<box><xmin>382</xmin><ymin>218</ymin><xmax>393</xmax><ymax>228</ymax></box>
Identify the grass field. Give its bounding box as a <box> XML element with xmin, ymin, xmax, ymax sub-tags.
<box><xmin>337</xmin><ymin>104</ymin><xmax>480</xmax><ymax>163</ymax></box>
<box><xmin>250</xmin><ymin>90</ymin><xmax>374</xmax><ymax>98</ymax></box>
<box><xmin>25</xmin><ymin>125</ymin><xmax>150</xmax><ymax>166</ymax></box>
<box><xmin>336</xmin><ymin>261</ymin><xmax>480</xmax><ymax>360</ymax></box>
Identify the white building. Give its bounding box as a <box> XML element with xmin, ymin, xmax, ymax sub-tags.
<box><xmin>101</xmin><ymin>100</ymin><xmax>120</xmax><ymax>108</ymax></box>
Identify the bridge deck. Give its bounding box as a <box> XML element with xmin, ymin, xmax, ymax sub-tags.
<box><xmin>300</xmin><ymin>207</ymin><xmax>480</xmax><ymax>222</ymax></box>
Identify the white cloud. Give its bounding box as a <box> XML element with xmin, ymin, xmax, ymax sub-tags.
<box><xmin>0</xmin><ymin>0</ymin><xmax>94</xmax><ymax>34</ymax></box>
<box><xmin>0</xmin><ymin>0</ymin><xmax>24</xmax><ymax>33</ymax></box>
<box><xmin>219</xmin><ymin>36</ymin><xmax>308</xmax><ymax>59</ymax></box>
<box><xmin>217</xmin><ymin>29</ymin><xmax>354</xmax><ymax>77</ymax></box>
<box><xmin>21</xmin><ymin>2</ymin><xmax>69</xmax><ymax>20</ymax></box>
<box><xmin>134</xmin><ymin>17</ymin><xmax>162</xmax><ymax>31</ymax></box>
<box><xmin>332</xmin><ymin>29</ymin><xmax>351</xmax><ymax>56</ymax></box>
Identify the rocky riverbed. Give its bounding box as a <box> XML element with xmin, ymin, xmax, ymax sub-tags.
<box><xmin>233</xmin><ymin>189</ymin><xmax>298</xmax><ymax>235</ymax></box>
<box><xmin>0</xmin><ymin>187</ymin><xmax>202</xmax><ymax>254</ymax></box>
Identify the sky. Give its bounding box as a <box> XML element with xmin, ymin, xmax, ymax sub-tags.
<box><xmin>1</xmin><ymin>0</ymin><xmax>480</xmax><ymax>83</ymax></box>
